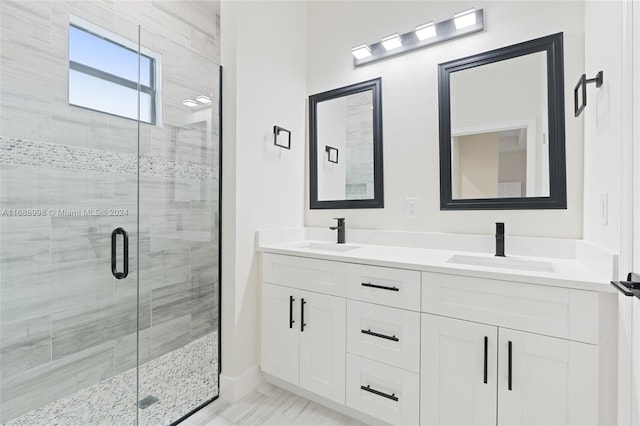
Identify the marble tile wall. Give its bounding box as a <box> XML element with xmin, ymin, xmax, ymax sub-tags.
<box><xmin>0</xmin><ymin>0</ymin><xmax>220</xmax><ymax>422</ymax></box>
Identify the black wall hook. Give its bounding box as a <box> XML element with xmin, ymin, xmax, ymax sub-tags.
<box><xmin>574</xmin><ymin>71</ymin><xmax>603</xmax><ymax>117</ymax></box>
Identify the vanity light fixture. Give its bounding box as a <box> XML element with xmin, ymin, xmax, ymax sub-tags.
<box><xmin>381</xmin><ymin>33</ymin><xmax>402</xmax><ymax>51</ymax></box>
<box><xmin>453</xmin><ymin>8</ymin><xmax>477</xmax><ymax>30</ymax></box>
<box><xmin>352</xmin><ymin>8</ymin><xmax>484</xmax><ymax>67</ymax></box>
<box><xmin>415</xmin><ymin>22</ymin><xmax>437</xmax><ymax>41</ymax></box>
<box><xmin>195</xmin><ymin>95</ymin><xmax>211</xmax><ymax>104</ymax></box>
<box><xmin>182</xmin><ymin>99</ymin><xmax>197</xmax><ymax>107</ymax></box>
<box><xmin>352</xmin><ymin>44</ymin><xmax>372</xmax><ymax>59</ymax></box>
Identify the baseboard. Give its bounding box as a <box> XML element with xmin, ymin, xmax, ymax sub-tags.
<box><xmin>220</xmin><ymin>365</ymin><xmax>263</xmax><ymax>403</ymax></box>
<box><xmin>264</xmin><ymin>373</ymin><xmax>390</xmax><ymax>426</ymax></box>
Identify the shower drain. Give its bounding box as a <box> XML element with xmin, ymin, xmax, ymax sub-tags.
<box><xmin>138</xmin><ymin>395</ymin><xmax>159</xmax><ymax>409</ymax></box>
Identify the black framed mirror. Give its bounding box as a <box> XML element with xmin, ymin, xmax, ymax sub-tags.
<box><xmin>309</xmin><ymin>78</ymin><xmax>384</xmax><ymax>209</ymax></box>
<box><xmin>439</xmin><ymin>33</ymin><xmax>566</xmax><ymax>210</ymax></box>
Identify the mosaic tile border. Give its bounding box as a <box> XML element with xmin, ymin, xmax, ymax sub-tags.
<box><xmin>0</xmin><ymin>137</ymin><xmax>217</xmax><ymax>181</ymax></box>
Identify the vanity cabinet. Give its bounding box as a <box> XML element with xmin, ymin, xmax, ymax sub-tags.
<box><xmin>420</xmin><ymin>272</ymin><xmax>600</xmax><ymax>426</ymax></box>
<box><xmin>262</xmin><ymin>254</ymin><xmax>421</xmax><ymax>424</ymax></box>
<box><xmin>262</xmin><ymin>282</ymin><xmax>346</xmax><ymax>403</ymax></box>
<box><xmin>261</xmin><ymin>254</ymin><xmax>347</xmax><ymax>404</ymax></box>
<box><xmin>261</xmin><ymin>253</ymin><xmax>607</xmax><ymax>426</ymax></box>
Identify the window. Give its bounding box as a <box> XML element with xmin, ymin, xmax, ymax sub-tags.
<box><xmin>68</xmin><ymin>18</ymin><xmax>160</xmax><ymax>125</ymax></box>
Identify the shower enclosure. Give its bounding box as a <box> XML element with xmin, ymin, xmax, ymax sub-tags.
<box><xmin>0</xmin><ymin>1</ymin><xmax>220</xmax><ymax>424</ymax></box>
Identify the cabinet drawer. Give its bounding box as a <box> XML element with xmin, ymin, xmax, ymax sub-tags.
<box><xmin>347</xmin><ymin>264</ymin><xmax>420</xmax><ymax>310</ymax></box>
<box><xmin>263</xmin><ymin>253</ymin><xmax>347</xmax><ymax>297</ymax></box>
<box><xmin>421</xmin><ymin>272</ymin><xmax>599</xmax><ymax>344</ymax></box>
<box><xmin>346</xmin><ymin>354</ymin><xmax>419</xmax><ymax>426</ymax></box>
<box><xmin>347</xmin><ymin>300</ymin><xmax>420</xmax><ymax>372</ymax></box>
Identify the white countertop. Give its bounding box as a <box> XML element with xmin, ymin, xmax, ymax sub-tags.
<box><xmin>258</xmin><ymin>238</ymin><xmax>617</xmax><ymax>293</ymax></box>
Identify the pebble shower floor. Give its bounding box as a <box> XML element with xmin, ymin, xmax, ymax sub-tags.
<box><xmin>5</xmin><ymin>332</ymin><xmax>218</xmax><ymax>426</ymax></box>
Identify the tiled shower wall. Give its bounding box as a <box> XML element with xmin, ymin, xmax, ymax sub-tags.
<box><xmin>0</xmin><ymin>1</ymin><xmax>220</xmax><ymax>422</ymax></box>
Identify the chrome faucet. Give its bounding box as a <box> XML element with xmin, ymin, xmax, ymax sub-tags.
<box><xmin>330</xmin><ymin>218</ymin><xmax>346</xmax><ymax>244</ymax></box>
<box><xmin>495</xmin><ymin>222</ymin><xmax>505</xmax><ymax>257</ymax></box>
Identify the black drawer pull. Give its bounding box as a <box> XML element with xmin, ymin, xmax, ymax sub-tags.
<box><xmin>289</xmin><ymin>296</ymin><xmax>295</xmax><ymax>329</ymax></box>
<box><xmin>361</xmin><ymin>329</ymin><xmax>399</xmax><ymax>342</ymax></box>
<box><xmin>300</xmin><ymin>298</ymin><xmax>306</xmax><ymax>332</ymax></box>
<box><xmin>361</xmin><ymin>282</ymin><xmax>399</xmax><ymax>292</ymax></box>
<box><xmin>483</xmin><ymin>336</ymin><xmax>488</xmax><ymax>384</ymax></box>
<box><xmin>360</xmin><ymin>385</ymin><xmax>398</xmax><ymax>402</ymax></box>
<box><xmin>508</xmin><ymin>340</ymin><xmax>513</xmax><ymax>391</ymax></box>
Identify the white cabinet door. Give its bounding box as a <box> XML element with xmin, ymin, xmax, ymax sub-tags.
<box><xmin>261</xmin><ymin>283</ymin><xmax>300</xmax><ymax>385</ymax></box>
<box><xmin>420</xmin><ymin>314</ymin><xmax>498</xmax><ymax>426</ymax></box>
<box><xmin>498</xmin><ymin>329</ymin><xmax>598</xmax><ymax>426</ymax></box>
<box><xmin>299</xmin><ymin>290</ymin><xmax>346</xmax><ymax>404</ymax></box>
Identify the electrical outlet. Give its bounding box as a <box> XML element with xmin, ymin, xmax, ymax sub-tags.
<box><xmin>600</xmin><ymin>193</ymin><xmax>608</xmax><ymax>225</ymax></box>
<box><xmin>405</xmin><ymin>198</ymin><xmax>418</xmax><ymax>218</ymax></box>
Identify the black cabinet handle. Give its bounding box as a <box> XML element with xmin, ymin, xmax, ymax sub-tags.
<box><xmin>361</xmin><ymin>282</ymin><xmax>399</xmax><ymax>292</ymax></box>
<box><xmin>361</xmin><ymin>329</ymin><xmax>399</xmax><ymax>342</ymax></box>
<box><xmin>300</xmin><ymin>298</ymin><xmax>306</xmax><ymax>332</ymax></box>
<box><xmin>111</xmin><ymin>227</ymin><xmax>129</xmax><ymax>279</ymax></box>
<box><xmin>289</xmin><ymin>296</ymin><xmax>295</xmax><ymax>328</ymax></box>
<box><xmin>483</xmin><ymin>336</ymin><xmax>488</xmax><ymax>384</ymax></box>
<box><xmin>360</xmin><ymin>385</ymin><xmax>398</xmax><ymax>402</ymax></box>
<box><xmin>508</xmin><ymin>340</ymin><xmax>513</xmax><ymax>391</ymax></box>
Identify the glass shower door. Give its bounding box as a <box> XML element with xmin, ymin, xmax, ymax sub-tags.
<box><xmin>1</xmin><ymin>2</ymin><xmax>220</xmax><ymax>424</ymax></box>
<box><xmin>0</xmin><ymin>2</ymin><xmax>141</xmax><ymax>424</ymax></box>
<box><xmin>136</xmin><ymin>24</ymin><xmax>220</xmax><ymax>426</ymax></box>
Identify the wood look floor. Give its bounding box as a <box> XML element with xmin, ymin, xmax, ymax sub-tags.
<box><xmin>180</xmin><ymin>383</ymin><xmax>368</xmax><ymax>426</ymax></box>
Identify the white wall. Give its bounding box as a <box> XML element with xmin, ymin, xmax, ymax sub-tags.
<box><xmin>450</xmin><ymin>51</ymin><xmax>546</xmax><ymax>133</ymax></box>
<box><xmin>582</xmin><ymin>1</ymin><xmax>629</xmax><ymax>424</ymax></box>
<box><xmin>220</xmin><ymin>0</ymin><xmax>307</xmax><ymax>398</ymax></box>
<box><xmin>306</xmin><ymin>1</ymin><xmax>585</xmax><ymax>238</ymax></box>
<box><xmin>583</xmin><ymin>1</ymin><xmax>623</xmax><ymax>253</ymax></box>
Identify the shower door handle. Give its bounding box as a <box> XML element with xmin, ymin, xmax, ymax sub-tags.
<box><xmin>111</xmin><ymin>227</ymin><xmax>129</xmax><ymax>279</ymax></box>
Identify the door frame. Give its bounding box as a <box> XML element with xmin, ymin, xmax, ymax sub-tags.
<box><xmin>620</xmin><ymin>0</ymin><xmax>639</xmax><ymax>424</ymax></box>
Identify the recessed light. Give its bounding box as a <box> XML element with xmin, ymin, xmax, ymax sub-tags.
<box><xmin>352</xmin><ymin>44</ymin><xmax>372</xmax><ymax>59</ymax></box>
<box><xmin>415</xmin><ymin>22</ymin><xmax>437</xmax><ymax>41</ymax></box>
<box><xmin>195</xmin><ymin>95</ymin><xmax>211</xmax><ymax>104</ymax></box>
<box><xmin>182</xmin><ymin>99</ymin><xmax>197</xmax><ymax>107</ymax></box>
<box><xmin>454</xmin><ymin>8</ymin><xmax>476</xmax><ymax>30</ymax></box>
<box><xmin>381</xmin><ymin>33</ymin><xmax>402</xmax><ymax>51</ymax></box>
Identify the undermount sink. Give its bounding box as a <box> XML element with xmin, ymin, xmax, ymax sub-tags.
<box><xmin>299</xmin><ymin>242</ymin><xmax>360</xmax><ymax>252</ymax></box>
<box><xmin>447</xmin><ymin>254</ymin><xmax>555</xmax><ymax>273</ymax></box>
